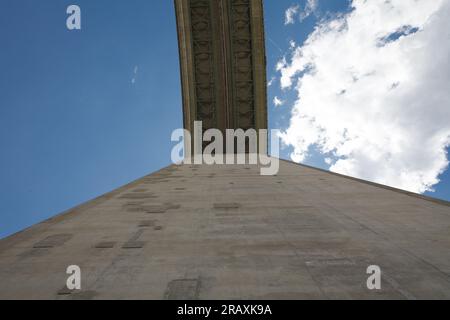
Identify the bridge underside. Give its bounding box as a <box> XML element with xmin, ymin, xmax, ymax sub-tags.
<box><xmin>175</xmin><ymin>0</ymin><xmax>267</xmax><ymax>145</ymax></box>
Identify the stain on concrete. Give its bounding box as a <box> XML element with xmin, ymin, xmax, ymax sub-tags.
<box><xmin>165</xmin><ymin>279</ymin><xmax>200</xmax><ymax>300</ymax></box>
<box><xmin>33</xmin><ymin>234</ymin><xmax>72</xmax><ymax>249</ymax></box>
<box><xmin>214</xmin><ymin>203</ymin><xmax>240</xmax><ymax>209</ymax></box>
<box><xmin>95</xmin><ymin>242</ymin><xmax>117</xmax><ymax>249</ymax></box>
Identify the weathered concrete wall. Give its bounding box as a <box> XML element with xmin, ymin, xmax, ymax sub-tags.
<box><xmin>0</xmin><ymin>160</ymin><xmax>449</xmax><ymax>299</ymax></box>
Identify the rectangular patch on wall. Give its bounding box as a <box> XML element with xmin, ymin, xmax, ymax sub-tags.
<box><xmin>94</xmin><ymin>242</ymin><xmax>116</xmax><ymax>249</ymax></box>
<box><xmin>138</xmin><ymin>220</ymin><xmax>155</xmax><ymax>228</ymax></box>
<box><xmin>165</xmin><ymin>279</ymin><xmax>200</xmax><ymax>300</ymax></box>
<box><xmin>214</xmin><ymin>203</ymin><xmax>240</xmax><ymax>209</ymax></box>
<box><xmin>122</xmin><ymin>241</ymin><xmax>145</xmax><ymax>249</ymax></box>
<box><xmin>33</xmin><ymin>234</ymin><xmax>73</xmax><ymax>248</ymax></box>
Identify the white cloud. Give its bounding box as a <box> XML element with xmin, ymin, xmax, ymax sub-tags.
<box><xmin>285</xmin><ymin>1</ymin><xmax>318</xmax><ymax>25</ymax></box>
<box><xmin>278</xmin><ymin>0</ymin><xmax>450</xmax><ymax>194</ymax></box>
<box><xmin>268</xmin><ymin>76</ymin><xmax>276</xmax><ymax>87</ymax></box>
<box><xmin>131</xmin><ymin>65</ymin><xmax>138</xmax><ymax>84</ymax></box>
<box><xmin>285</xmin><ymin>4</ymin><xmax>300</xmax><ymax>25</ymax></box>
<box><xmin>273</xmin><ymin>96</ymin><xmax>285</xmax><ymax>107</ymax></box>
<box><xmin>300</xmin><ymin>0</ymin><xmax>318</xmax><ymax>22</ymax></box>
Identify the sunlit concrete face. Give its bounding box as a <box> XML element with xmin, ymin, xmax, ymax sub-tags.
<box><xmin>0</xmin><ymin>160</ymin><xmax>449</xmax><ymax>300</ymax></box>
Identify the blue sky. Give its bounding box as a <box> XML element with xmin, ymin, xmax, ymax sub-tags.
<box><xmin>0</xmin><ymin>0</ymin><xmax>449</xmax><ymax>239</ymax></box>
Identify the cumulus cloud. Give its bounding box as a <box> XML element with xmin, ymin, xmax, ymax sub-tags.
<box><xmin>273</xmin><ymin>96</ymin><xmax>285</xmax><ymax>107</ymax></box>
<box><xmin>278</xmin><ymin>0</ymin><xmax>450</xmax><ymax>194</ymax></box>
<box><xmin>285</xmin><ymin>4</ymin><xmax>300</xmax><ymax>25</ymax></box>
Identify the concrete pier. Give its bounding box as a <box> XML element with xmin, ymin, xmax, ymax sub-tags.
<box><xmin>1</xmin><ymin>160</ymin><xmax>449</xmax><ymax>299</ymax></box>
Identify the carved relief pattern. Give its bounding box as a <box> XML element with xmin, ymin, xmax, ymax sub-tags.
<box><xmin>189</xmin><ymin>0</ymin><xmax>216</xmax><ymax>130</ymax></box>
<box><xmin>230</xmin><ymin>0</ymin><xmax>255</xmax><ymax>130</ymax></box>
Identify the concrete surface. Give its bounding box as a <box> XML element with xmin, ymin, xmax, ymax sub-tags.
<box><xmin>0</xmin><ymin>159</ymin><xmax>450</xmax><ymax>300</ymax></box>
